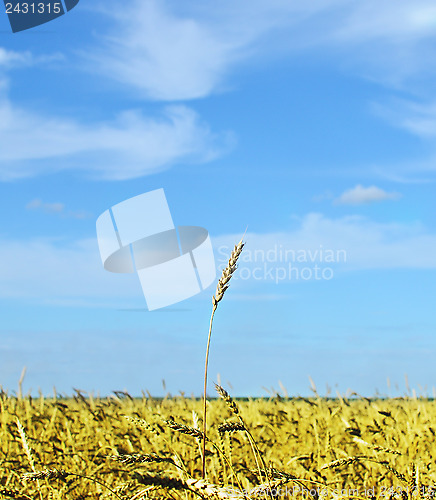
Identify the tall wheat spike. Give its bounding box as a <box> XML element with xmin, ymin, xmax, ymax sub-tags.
<box><xmin>16</xmin><ymin>418</ymin><xmax>43</xmax><ymax>500</ymax></box>
<box><xmin>202</xmin><ymin>238</ymin><xmax>245</xmax><ymax>478</ymax></box>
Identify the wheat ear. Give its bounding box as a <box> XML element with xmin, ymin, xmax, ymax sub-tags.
<box><xmin>215</xmin><ymin>383</ymin><xmax>272</xmax><ymax>492</ymax></box>
<box><xmin>22</xmin><ymin>468</ymin><xmax>123</xmax><ymax>500</ymax></box>
<box><xmin>16</xmin><ymin>418</ymin><xmax>43</xmax><ymax>500</ymax></box>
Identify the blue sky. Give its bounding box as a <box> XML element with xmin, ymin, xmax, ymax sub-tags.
<box><xmin>1</xmin><ymin>0</ymin><xmax>436</xmax><ymax>397</ymax></box>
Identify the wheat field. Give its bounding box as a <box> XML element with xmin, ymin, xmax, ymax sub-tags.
<box><xmin>1</xmin><ymin>387</ymin><xmax>436</xmax><ymax>499</ymax></box>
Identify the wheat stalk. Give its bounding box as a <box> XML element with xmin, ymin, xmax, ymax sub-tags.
<box><xmin>215</xmin><ymin>384</ymin><xmax>240</xmax><ymax>416</ymax></box>
<box><xmin>123</xmin><ymin>415</ymin><xmax>161</xmax><ymax>435</ymax></box>
<box><xmin>202</xmin><ymin>238</ymin><xmax>245</xmax><ymax>479</ymax></box>
<box><xmin>321</xmin><ymin>455</ymin><xmax>409</xmax><ymax>485</ymax></box>
<box><xmin>16</xmin><ymin>418</ymin><xmax>43</xmax><ymax>500</ymax></box>
<box><xmin>164</xmin><ymin>419</ymin><xmax>205</xmax><ymax>439</ymax></box>
<box><xmin>218</xmin><ymin>423</ymin><xmax>245</xmax><ymax>434</ymax></box>
<box><xmin>22</xmin><ymin>468</ymin><xmax>68</xmax><ymax>481</ymax></box>
<box><xmin>321</xmin><ymin>456</ymin><xmax>368</xmax><ymax>470</ymax></box>
<box><xmin>16</xmin><ymin>418</ymin><xmax>36</xmax><ymax>474</ymax></box>
<box><xmin>109</xmin><ymin>453</ymin><xmax>175</xmax><ymax>466</ymax></box>
<box><xmin>353</xmin><ymin>436</ymin><xmax>402</xmax><ymax>455</ymax></box>
<box><xmin>215</xmin><ymin>384</ymin><xmax>272</xmax><ymax>495</ymax></box>
<box><xmin>22</xmin><ymin>468</ymin><xmax>124</xmax><ymax>499</ymax></box>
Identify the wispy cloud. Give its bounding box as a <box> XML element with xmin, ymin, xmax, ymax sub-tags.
<box><xmin>373</xmin><ymin>98</ymin><xmax>436</xmax><ymax>139</ymax></box>
<box><xmin>83</xmin><ymin>0</ymin><xmax>354</xmax><ymax>101</ymax></box>
<box><xmin>83</xmin><ymin>0</ymin><xmax>436</xmax><ymax>101</ymax></box>
<box><xmin>0</xmin><ymin>47</ymin><xmax>63</xmax><ymax>69</ymax></box>
<box><xmin>0</xmin><ymin>48</ymin><xmax>32</xmax><ymax>68</ymax></box>
<box><xmin>334</xmin><ymin>185</ymin><xmax>402</xmax><ymax>205</ymax></box>
<box><xmin>332</xmin><ymin>1</ymin><xmax>436</xmax><ymax>83</ymax></box>
<box><xmin>369</xmin><ymin>97</ymin><xmax>436</xmax><ymax>179</ymax></box>
<box><xmin>26</xmin><ymin>199</ymin><xmax>64</xmax><ymax>213</ymax></box>
<box><xmin>0</xmin><ymin>42</ymin><xmax>231</xmax><ymax>181</ymax></box>
<box><xmin>336</xmin><ymin>2</ymin><xmax>436</xmax><ymax>41</ymax></box>
<box><xmin>84</xmin><ymin>0</ymin><xmax>254</xmax><ymax>100</ymax></box>
<box><xmin>0</xmin><ymin>101</ymin><xmax>232</xmax><ymax>181</ymax></box>
<box><xmin>0</xmin><ymin>237</ymin><xmax>139</xmax><ymax>304</ymax></box>
<box><xmin>26</xmin><ymin>199</ymin><xmax>91</xmax><ymax>219</ymax></box>
<box><xmin>215</xmin><ymin>213</ymin><xmax>436</xmax><ymax>278</ymax></box>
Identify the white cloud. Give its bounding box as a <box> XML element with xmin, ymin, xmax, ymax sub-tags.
<box><xmin>335</xmin><ymin>185</ymin><xmax>402</xmax><ymax>205</ymax></box>
<box><xmin>83</xmin><ymin>0</ymin><xmax>436</xmax><ymax>101</ymax></box>
<box><xmin>0</xmin><ymin>48</ymin><xmax>33</xmax><ymax>68</ymax></box>
<box><xmin>82</xmin><ymin>0</ymin><xmax>352</xmax><ymax>100</ymax></box>
<box><xmin>1</xmin><ymin>213</ymin><xmax>434</xmax><ymax>306</ymax></box>
<box><xmin>0</xmin><ymin>47</ymin><xmax>63</xmax><ymax>69</ymax></box>
<box><xmin>84</xmin><ymin>0</ymin><xmax>254</xmax><ymax>100</ymax></box>
<box><xmin>373</xmin><ymin>98</ymin><xmax>436</xmax><ymax>139</ymax></box>
<box><xmin>0</xmin><ymin>101</ymin><xmax>232</xmax><ymax>180</ymax></box>
<box><xmin>0</xmin><ymin>42</ymin><xmax>231</xmax><ymax>181</ymax></box>
<box><xmin>368</xmin><ymin>97</ymin><xmax>436</xmax><ymax>179</ymax></box>
<box><xmin>332</xmin><ymin>2</ymin><xmax>436</xmax><ymax>44</ymax></box>
<box><xmin>215</xmin><ymin>213</ymin><xmax>436</xmax><ymax>277</ymax></box>
<box><xmin>26</xmin><ymin>199</ymin><xmax>65</xmax><ymax>213</ymax></box>
<box><xmin>25</xmin><ymin>199</ymin><xmax>91</xmax><ymax>219</ymax></box>
<box><xmin>0</xmin><ymin>237</ymin><xmax>139</xmax><ymax>304</ymax></box>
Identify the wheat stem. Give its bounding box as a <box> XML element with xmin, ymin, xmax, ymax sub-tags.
<box><xmin>201</xmin><ymin>238</ymin><xmax>245</xmax><ymax>479</ymax></box>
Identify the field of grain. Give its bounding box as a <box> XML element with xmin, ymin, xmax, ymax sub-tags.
<box><xmin>1</xmin><ymin>388</ymin><xmax>435</xmax><ymax>499</ymax></box>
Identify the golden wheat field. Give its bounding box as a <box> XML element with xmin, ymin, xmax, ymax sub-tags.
<box><xmin>1</xmin><ymin>387</ymin><xmax>436</xmax><ymax>500</ymax></box>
